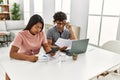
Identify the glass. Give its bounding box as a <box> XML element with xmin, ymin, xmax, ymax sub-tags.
<box><xmin>52</xmin><ymin>51</ymin><xmax>67</xmax><ymax>63</ymax></box>
<box><xmin>59</xmin><ymin>53</ymin><xmax>66</xmax><ymax>62</ymax></box>
<box><xmin>56</xmin><ymin>21</ymin><xmax>66</xmax><ymax>25</ymax></box>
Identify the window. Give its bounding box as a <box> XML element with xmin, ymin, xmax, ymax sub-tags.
<box><xmin>55</xmin><ymin>0</ymin><xmax>71</xmax><ymax>22</ymax></box>
<box><xmin>87</xmin><ymin>0</ymin><xmax>120</xmax><ymax>46</ymax></box>
<box><xmin>100</xmin><ymin>17</ymin><xmax>119</xmax><ymax>45</ymax></box>
<box><xmin>89</xmin><ymin>0</ymin><xmax>103</xmax><ymax>14</ymax></box>
<box><xmin>87</xmin><ymin>16</ymin><xmax>101</xmax><ymax>45</ymax></box>
<box><xmin>103</xmin><ymin>0</ymin><xmax>120</xmax><ymax>15</ymax></box>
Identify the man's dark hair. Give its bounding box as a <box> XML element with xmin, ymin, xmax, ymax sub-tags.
<box><xmin>24</xmin><ymin>14</ymin><xmax>44</xmax><ymax>31</ymax></box>
<box><xmin>53</xmin><ymin>11</ymin><xmax>67</xmax><ymax>23</ymax></box>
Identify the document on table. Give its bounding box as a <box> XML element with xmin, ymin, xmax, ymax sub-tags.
<box><xmin>55</xmin><ymin>38</ymin><xmax>73</xmax><ymax>49</ymax></box>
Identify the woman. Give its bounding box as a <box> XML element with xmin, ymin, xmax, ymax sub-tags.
<box><xmin>10</xmin><ymin>14</ymin><xmax>55</xmax><ymax>62</ymax></box>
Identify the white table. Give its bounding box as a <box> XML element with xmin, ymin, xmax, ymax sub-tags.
<box><xmin>1</xmin><ymin>45</ymin><xmax>120</xmax><ymax>80</ymax></box>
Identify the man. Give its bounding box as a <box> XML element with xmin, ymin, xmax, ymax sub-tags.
<box><xmin>47</xmin><ymin>11</ymin><xmax>77</xmax><ymax>51</ymax></box>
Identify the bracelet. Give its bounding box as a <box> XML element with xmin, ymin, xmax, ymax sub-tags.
<box><xmin>52</xmin><ymin>46</ymin><xmax>59</xmax><ymax>52</ymax></box>
<box><xmin>46</xmin><ymin>46</ymin><xmax>60</xmax><ymax>54</ymax></box>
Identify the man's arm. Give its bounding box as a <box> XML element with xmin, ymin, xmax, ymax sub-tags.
<box><xmin>66</xmin><ymin>22</ymin><xmax>77</xmax><ymax>40</ymax></box>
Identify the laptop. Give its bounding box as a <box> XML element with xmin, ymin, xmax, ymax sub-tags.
<box><xmin>64</xmin><ymin>39</ymin><xmax>89</xmax><ymax>56</ymax></box>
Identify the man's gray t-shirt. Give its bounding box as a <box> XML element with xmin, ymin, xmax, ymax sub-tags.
<box><xmin>47</xmin><ymin>26</ymin><xmax>71</xmax><ymax>45</ymax></box>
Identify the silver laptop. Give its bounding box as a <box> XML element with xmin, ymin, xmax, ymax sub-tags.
<box><xmin>65</xmin><ymin>39</ymin><xmax>89</xmax><ymax>56</ymax></box>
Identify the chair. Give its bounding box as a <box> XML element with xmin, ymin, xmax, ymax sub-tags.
<box><xmin>101</xmin><ymin>40</ymin><xmax>120</xmax><ymax>54</ymax></box>
<box><xmin>0</xmin><ymin>21</ymin><xmax>10</xmax><ymax>47</ymax></box>
<box><xmin>44</xmin><ymin>24</ymin><xmax>80</xmax><ymax>39</ymax></box>
<box><xmin>72</xmin><ymin>25</ymin><xmax>80</xmax><ymax>39</ymax></box>
<box><xmin>96</xmin><ymin>40</ymin><xmax>120</xmax><ymax>79</ymax></box>
<box><xmin>44</xmin><ymin>24</ymin><xmax>53</xmax><ymax>33</ymax></box>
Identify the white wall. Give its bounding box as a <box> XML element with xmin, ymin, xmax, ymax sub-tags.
<box><xmin>70</xmin><ymin>0</ymin><xmax>89</xmax><ymax>39</ymax></box>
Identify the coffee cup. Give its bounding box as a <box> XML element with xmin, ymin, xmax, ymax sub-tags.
<box><xmin>72</xmin><ymin>53</ymin><xmax>78</xmax><ymax>61</ymax></box>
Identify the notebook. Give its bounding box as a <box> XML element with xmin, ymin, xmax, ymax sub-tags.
<box><xmin>64</xmin><ymin>39</ymin><xmax>89</xmax><ymax>56</ymax></box>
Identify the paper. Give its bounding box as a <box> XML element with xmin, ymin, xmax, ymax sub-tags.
<box><xmin>55</xmin><ymin>38</ymin><xmax>73</xmax><ymax>49</ymax></box>
<box><xmin>37</xmin><ymin>54</ymin><xmax>57</xmax><ymax>62</ymax></box>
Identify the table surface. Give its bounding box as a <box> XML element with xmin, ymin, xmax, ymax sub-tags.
<box><xmin>0</xmin><ymin>45</ymin><xmax>120</xmax><ymax>80</ymax></box>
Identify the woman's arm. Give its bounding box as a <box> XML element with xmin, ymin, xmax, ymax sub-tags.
<box><xmin>10</xmin><ymin>46</ymin><xmax>38</xmax><ymax>62</ymax></box>
<box><xmin>42</xmin><ymin>43</ymin><xmax>56</xmax><ymax>56</ymax></box>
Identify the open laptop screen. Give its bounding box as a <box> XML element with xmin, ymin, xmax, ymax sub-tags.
<box><xmin>70</xmin><ymin>39</ymin><xmax>89</xmax><ymax>54</ymax></box>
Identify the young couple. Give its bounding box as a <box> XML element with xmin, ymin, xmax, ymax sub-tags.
<box><xmin>6</xmin><ymin>11</ymin><xmax>77</xmax><ymax>80</ymax></box>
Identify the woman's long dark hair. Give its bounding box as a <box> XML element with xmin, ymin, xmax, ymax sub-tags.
<box><xmin>24</xmin><ymin>14</ymin><xmax>44</xmax><ymax>31</ymax></box>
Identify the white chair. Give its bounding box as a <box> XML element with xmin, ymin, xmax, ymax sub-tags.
<box><xmin>44</xmin><ymin>24</ymin><xmax>53</xmax><ymax>33</ymax></box>
<box><xmin>101</xmin><ymin>40</ymin><xmax>120</xmax><ymax>71</ymax></box>
<box><xmin>101</xmin><ymin>40</ymin><xmax>120</xmax><ymax>54</ymax></box>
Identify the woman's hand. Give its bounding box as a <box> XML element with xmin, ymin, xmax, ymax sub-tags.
<box><xmin>27</xmin><ymin>55</ymin><xmax>38</xmax><ymax>62</ymax></box>
<box><xmin>49</xmin><ymin>52</ymin><xmax>56</xmax><ymax>56</ymax></box>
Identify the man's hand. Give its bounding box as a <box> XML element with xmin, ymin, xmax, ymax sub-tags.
<box><xmin>66</xmin><ymin>22</ymin><xmax>72</xmax><ymax>30</ymax></box>
<box><xmin>59</xmin><ymin>46</ymin><xmax>67</xmax><ymax>51</ymax></box>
